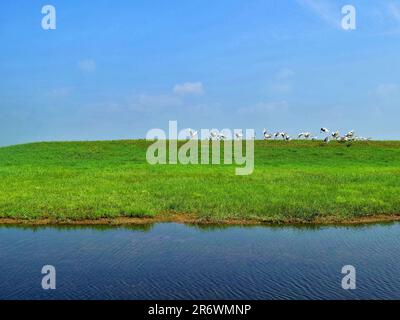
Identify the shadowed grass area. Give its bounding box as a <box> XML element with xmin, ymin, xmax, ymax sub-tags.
<box><xmin>0</xmin><ymin>140</ymin><xmax>399</xmax><ymax>224</ymax></box>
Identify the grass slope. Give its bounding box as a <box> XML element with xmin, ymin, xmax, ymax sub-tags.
<box><xmin>0</xmin><ymin>140</ymin><xmax>399</xmax><ymax>224</ymax></box>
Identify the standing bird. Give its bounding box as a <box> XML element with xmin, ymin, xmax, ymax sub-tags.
<box><xmin>331</xmin><ymin>131</ymin><xmax>340</xmax><ymax>139</ymax></box>
<box><xmin>345</xmin><ymin>130</ymin><xmax>355</xmax><ymax>138</ymax></box>
<box><xmin>355</xmin><ymin>136</ymin><xmax>370</xmax><ymax>141</ymax></box>
<box><xmin>235</xmin><ymin>131</ymin><xmax>243</xmax><ymax>140</ymax></box>
<box><xmin>298</xmin><ymin>132</ymin><xmax>311</xmax><ymax>139</ymax></box>
<box><xmin>218</xmin><ymin>133</ymin><xmax>227</xmax><ymax>140</ymax></box>
<box><xmin>263</xmin><ymin>129</ymin><xmax>272</xmax><ymax>140</ymax></box>
<box><xmin>324</xmin><ymin>136</ymin><xmax>330</xmax><ymax>143</ymax></box>
<box><xmin>188</xmin><ymin>129</ymin><xmax>198</xmax><ymax>139</ymax></box>
<box><xmin>209</xmin><ymin>131</ymin><xmax>218</xmax><ymax>140</ymax></box>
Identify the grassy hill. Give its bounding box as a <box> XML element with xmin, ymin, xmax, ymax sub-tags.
<box><xmin>0</xmin><ymin>140</ymin><xmax>400</xmax><ymax>224</ymax></box>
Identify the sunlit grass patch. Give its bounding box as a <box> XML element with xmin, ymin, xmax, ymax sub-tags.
<box><xmin>0</xmin><ymin>140</ymin><xmax>399</xmax><ymax>223</ymax></box>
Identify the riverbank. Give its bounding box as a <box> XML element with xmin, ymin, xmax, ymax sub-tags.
<box><xmin>1</xmin><ymin>213</ymin><xmax>400</xmax><ymax>227</ymax></box>
<box><xmin>1</xmin><ymin>140</ymin><xmax>400</xmax><ymax>225</ymax></box>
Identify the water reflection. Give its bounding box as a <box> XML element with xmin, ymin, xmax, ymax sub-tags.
<box><xmin>0</xmin><ymin>222</ymin><xmax>399</xmax><ymax>300</ymax></box>
<box><xmin>2</xmin><ymin>219</ymin><xmax>397</xmax><ymax>232</ymax></box>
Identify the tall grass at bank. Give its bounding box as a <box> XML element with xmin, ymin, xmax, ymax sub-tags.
<box><xmin>0</xmin><ymin>140</ymin><xmax>399</xmax><ymax>223</ymax></box>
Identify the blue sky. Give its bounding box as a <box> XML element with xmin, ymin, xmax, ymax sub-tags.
<box><xmin>1</xmin><ymin>0</ymin><xmax>400</xmax><ymax>145</ymax></box>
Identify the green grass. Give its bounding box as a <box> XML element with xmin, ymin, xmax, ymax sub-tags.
<box><xmin>0</xmin><ymin>139</ymin><xmax>400</xmax><ymax>223</ymax></box>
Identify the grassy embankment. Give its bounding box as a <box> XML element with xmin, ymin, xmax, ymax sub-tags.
<box><xmin>0</xmin><ymin>140</ymin><xmax>399</xmax><ymax>225</ymax></box>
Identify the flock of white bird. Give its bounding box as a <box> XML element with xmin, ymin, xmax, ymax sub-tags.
<box><xmin>263</xmin><ymin>128</ymin><xmax>371</xmax><ymax>143</ymax></box>
<box><xmin>270</xmin><ymin>127</ymin><xmax>371</xmax><ymax>143</ymax></box>
<box><xmin>187</xmin><ymin>128</ymin><xmax>371</xmax><ymax>142</ymax></box>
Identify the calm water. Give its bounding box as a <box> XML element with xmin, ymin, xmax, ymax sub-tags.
<box><xmin>0</xmin><ymin>222</ymin><xmax>400</xmax><ymax>300</ymax></box>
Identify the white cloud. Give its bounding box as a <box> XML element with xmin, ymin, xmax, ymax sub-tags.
<box><xmin>77</xmin><ymin>59</ymin><xmax>96</xmax><ymax>73</ymax></box>
<box><xmin>137</xmin><ymin>94</ymin><xmax>183</xmax><ymax>108</ymax></box>
<box><xmin>83</xmin><ymin>102</ymin><xmax>122</xmax><ymax>114</ymax></box>
<box><xmin>80</xmin><ymin>93</ymin><xmax>185</xmax><ymax>116</ymax></box>
<box><xmin>277</xmin><ymin>68</ymin><xmax>295</xmax><ymax>80</ymax></box>
<box><xmin>297</xmin><ymin>0</ymin><xmax>341</xmax><ymax>28</ymax></box>
<box><xmin>269</xmin><ymin>83</ymin><xmax>292</xmax><ymax>95</ymax></box>
<box><xmin>237</xmin><ymin>101</ymin><xmax>289</xmax><ymax>114</ymax></box>
<box><xmin>268</xmin><ymin>68</ymin><xmax>294</xmax><ymax>95</ymax></box>
<box><xmin>371</xmin><ymin>83</ymin><xmax>400</xmax><ymax>97</ymax></box>
<box><xmin>173</xmin><ymin>82</ymin><xmax>204</xmax><ymax>96</ymax></box>
<box><xmin>128</xmin><ymin>93</ymin><xmax>184</xmax><ymax>113</ymax></box>
<box><xmin>388</xmin><ymin>2</ymin><xmax>400</xmax><ymax>22</ymax></box>
<box><xmin>47</xmin><ymin>87</ymin><xmax>73</xmax><ymax>98</ymax></box>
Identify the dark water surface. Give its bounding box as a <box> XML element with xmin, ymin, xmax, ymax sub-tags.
<box><xmin>0</xmin><ymin>222</ymin><xmax>400</xmax><ymax>300</ymax></box>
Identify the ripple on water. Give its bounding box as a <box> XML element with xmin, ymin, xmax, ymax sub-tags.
<box><xmin>0</xmin><ymin>223</ymin><xmax>400</xmax><ymax>300</ymax></box>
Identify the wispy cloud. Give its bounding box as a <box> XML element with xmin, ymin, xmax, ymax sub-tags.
<box><xmin>388</xmin><ymin>2</ymin><xmax>400</xmax><ymax>22</ymax></box>
<box><xmin>173</xmin><ymin>82</ymin><xmax>204</xmax><ymax>96</ymax></box>
<box><xmin>269</xmin><ymin>83</ymin><xmax>293</xmax><ymax>95</ymax></box>
<box><xmin>369</xmin><ymin>83</ymin><xmax>400</xmax><ymax>116</ymax></box>
<box><xmin>121</xmin><ymin>82</ymin><xmax>206</xmax><ymax>113</ymax></box>
<box><xmin>297</xmin><ymin>0</ymin><xmax>341</xmax><ymax>29</ymax></box>
<box><xmin>237</xmin><ymin>100</ymin><xmax>289</xmax><ymax>114</ymax></box>
<box><xmin>268</xmin><ymin>68</ymin><xmax>295</xmax><ymax>95</ymax></box>
<box><xmin>277</xmin><ymin>68</ymin><xmax>295</xmax><ymax>80</ymax></box>
<box><xmin>370</xmin><ymin>83</ymin><xmax>400</xmax><ymax>97</ymax></box>
<box><xmin>47</xmin><ymin>87</ymin><xmax>73</xmax><ymax>98</ymax></box>
<box><xmin>77</xmin><ymin>59</ymin><xmax>96</xmax><ymax>73</ymax></box>
<box><xmin>138</xmin><ymin>93</ymin><xmax>183</xmax><ymax>108</ymax></box>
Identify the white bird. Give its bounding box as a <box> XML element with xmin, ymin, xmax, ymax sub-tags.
<box><xmin>361</xmin><ymin>136</ymin><xmax>372</xmax><ymax>141</ymax></box>
<box><xmin>338</xmin><ymin>136</ymin><xmax>349</xmax><ymax>142</ymax></box>
<box><xmin>345</xmin><ymin>130</ymin><xmax>355</xmax><ymax>138</ymax></box>
<box><xmin>235</xmin><ymin>132</ymin><xmax>243</xmax><ymax>140</ymax></box>
<box><xmin>218</xmin><ymin>133</ymin><xmax>227</xmax><ymax>140</ymax></box>
<box><xmin>264</xmin><ymin>133</ymin><xmax>272</xmax><ymax>140</ymax></box>
<box><xmin>209</xmin><ymin>131</ymin><xmax>218</xmax><ymax>140</ymax></box>
<box><xmin>331</xmin><ymin>131</ymin><xmax>340</xmax><ymax>139</ymax></box>
<box><xmin>263</xmin><ymin>129</ymin><xmax>272</xmax><ymax>140</ymax></box>
<box><xmin>355</xmin><ymin>136</ymin><xmax>368</xmax><ymax>141</ymax></box>
<box><xmin>324</xmin><ymin>136</ymin><xmax>330</xmax><ymax>143</ymax></box>
<box><xmin>188</xmin><ymin>129</ymin><xmax>198</xmax><ymax>139</ymax></box>
<box><xmin>320</xmin><ymin>127</ymin><xmax>329</xmax><ymax>134</ymax></box>
<box><xmin>298</xmin><ymin>132</ymin><xmax>311</xmax><ymax>139</ymax></box>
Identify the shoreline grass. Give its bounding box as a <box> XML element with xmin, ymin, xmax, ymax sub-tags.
<box><xmin>0</xmin><ymin>140</ymin><xmax>400</xmax><ymax>225</ymax></box>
